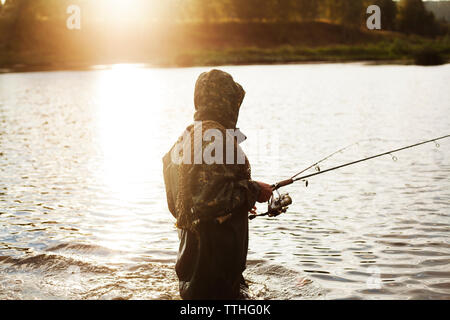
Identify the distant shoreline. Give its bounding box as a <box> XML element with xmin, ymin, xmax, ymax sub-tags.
<box><xmin>2</xmin><ymin>42</ymin><xmax>449</xmax><ymax>74</ymax></box>
<box><xmin>1</xmin><ymin>20</ymin><xmax>449</xmax><ymax>74</ymax></box>
<box><xmin>1</xmin><ymin>58</ymin><xmax>447</xmax><ymax>75</ymax></box>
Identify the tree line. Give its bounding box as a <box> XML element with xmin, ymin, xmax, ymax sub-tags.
<box><xmin>161</xmin><ymin>0</ymin><xmax>444</xmax><ymax>36</ymax></box>
<box><xmin>0</xmin><ymin>0</ymin><xmax>446</xmax><ymax>36</ymax></box>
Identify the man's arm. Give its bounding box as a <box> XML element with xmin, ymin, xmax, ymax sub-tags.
<box><xmin>189</xmin><ymin>163</ymin><xmax>272</xmax><ymax>221</ymax></box>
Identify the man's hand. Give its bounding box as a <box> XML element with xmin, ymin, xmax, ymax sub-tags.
<box><xmin>256</xmin><ymin>181</ymin><xmax>273</xmax><ymax>203</ymax></box>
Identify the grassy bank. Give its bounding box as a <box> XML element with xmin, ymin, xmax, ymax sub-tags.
<box><xmin>172</xmin><ymin>39</ymin><xmax>450</xmax><ymax>67</ymax></box>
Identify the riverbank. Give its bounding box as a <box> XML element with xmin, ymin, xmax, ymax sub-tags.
<box><xmin>170</xmin><ymin>41</ymin><xmax>450</xmax><ymax>67</ymax></box>
<box><xmin>1</xmin><ymin>44</ymin><xmax>448</xmax><ymax>74</ymax></box>
<box><xmin>1</xmin><ymin>21</ymin><xmax>449</xmax><ymax>73</ymax></box>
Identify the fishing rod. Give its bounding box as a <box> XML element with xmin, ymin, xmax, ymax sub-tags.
<box><xmin>248</xmin><ymin>139</ymin><xmax>379</xmax><ymax>220</ymax></box>
<box><xmin>290</xmin><ymin>138</ymin><xmax>382</xmax><ymax>182</ymax></box>
<box><xmin>249</xmin><ymin>134</ymin><xmax>450</xmax><ymax>220</ymax></box>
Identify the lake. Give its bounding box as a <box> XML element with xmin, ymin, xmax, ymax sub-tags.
<box><xmin>0</xmin><ymin>63</ymin><xmax>449</xmax><ymax>299</ymax></box>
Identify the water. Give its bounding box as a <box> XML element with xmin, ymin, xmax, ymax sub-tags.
<box><xmin>0</xmin><ymin>63</ymin><xmax>449</xmax><ymax>300</ymax></box>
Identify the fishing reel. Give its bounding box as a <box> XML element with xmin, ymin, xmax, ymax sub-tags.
<box><xmin>249</xmin><ymin>190</ymin><xmax>293</xmax><ymax>220</ymax></box>
<box><xmin>267</xmin><ymin>192</ymin><xmax>293</xmax><ymax>217</ymax></box>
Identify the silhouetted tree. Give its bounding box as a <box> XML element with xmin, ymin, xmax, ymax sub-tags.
<box><xmin>1</xmin><ymin>0</ymin><xmax>30</xmax><ymax>48</ymax></box>
<box><xmin>230</xmin><ymin>0</ymin><xmax>271</xmax><ymax>22</ymax></box>
<box><xmin>272</xmin><ymin>0</ymin><xmax>295</xmax><ymax>22</ymax></box>
<box><xmin>397</xmin><ymin>0</ymin><xmax>439</xmax><ymax>36</ymax></box>
<box><xmin>373</xmin><ymin>0</ymin><xmax>397</xmax><ymax>31</ymax></box>
<box><xmin>296</xmin><ymin>0</ymin><xmax>320</xmax><ymax>21</ymax></box>
<box><xmin>326</xmin><ymin>0</ymin><xmax>365</xmax><ymax>26</ymax></box>
<box><xmin>190</xmin><ymin>0</ymin><xmax>220</xmax><ymax>23</ymax></box>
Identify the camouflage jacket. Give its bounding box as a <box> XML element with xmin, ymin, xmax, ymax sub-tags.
<box><xmin>163</xmin><ymin>70</ymin><xmax>261</xmax><ymax>231</ymax></box>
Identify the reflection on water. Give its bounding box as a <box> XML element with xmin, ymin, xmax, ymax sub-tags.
<box><xmin>0</xmin><ymin>63</ymin><xmax>449</xmax><ymax>299</ymax></box>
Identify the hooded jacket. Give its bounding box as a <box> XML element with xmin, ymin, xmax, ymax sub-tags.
<box><xmin>162</xmin><ymin>69</ymin><xmax>261</xmax><ymax>299</ymax></box>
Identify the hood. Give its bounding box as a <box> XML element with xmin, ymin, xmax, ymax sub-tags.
<box><xmin>193</xmin><ymin>69</ymin><xmax>245</xmax><ymax>129</ymax></box>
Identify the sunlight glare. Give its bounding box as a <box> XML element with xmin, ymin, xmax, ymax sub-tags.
<box><xmin>104</xmin><ymin>0</ymin><xmax>147</xmax><ymax>22</ymax></box>
<box><xmin>93</xmin><ymin>64</ymin><xmax>167</xmax><ymax>254</ymax></box>
<box><xmin>95</xmin><ymin>64</ymin><xmax>164</xmax><ymax>203</ymax></box>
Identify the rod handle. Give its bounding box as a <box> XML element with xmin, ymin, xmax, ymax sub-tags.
<box><xmin>272</xmin><ymin>178</ymin><xmax>293</xmax><ymax>190</ymax></box>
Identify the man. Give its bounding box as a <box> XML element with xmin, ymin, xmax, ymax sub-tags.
<box><xmin>163</xmin><ymin>69</ymin><xmax>272</xmax><ymax>300</ymax></box>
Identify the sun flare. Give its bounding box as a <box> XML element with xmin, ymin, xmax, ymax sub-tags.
<box><xmin>110</xmin><ymin>0</ymin><xmax>131</xmax><ymax>10</ymax></box>
<box><xmin>104</xmin><ymin>0</ymin><xmax>148</xmax><ymax>21</ymax></box>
